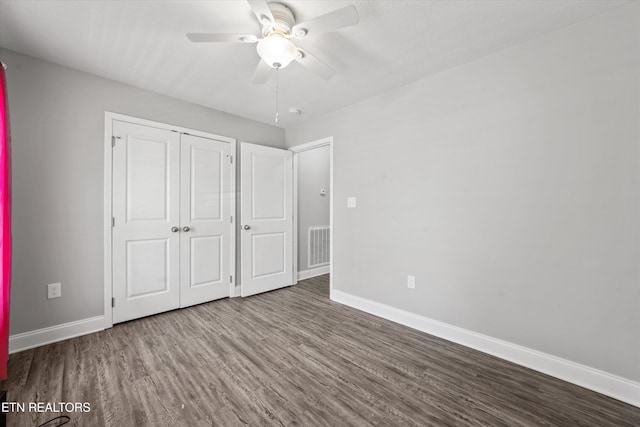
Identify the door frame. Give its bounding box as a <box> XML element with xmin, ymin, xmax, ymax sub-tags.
<box><xmin>103</xmin><ymin>111</ymin><xmax>236</xmax><ymax>329</ymax></box>
<box><xmin>289</xmin><ymin>137</ymin><xmax>334</xmax><ymax>295</ymax></box>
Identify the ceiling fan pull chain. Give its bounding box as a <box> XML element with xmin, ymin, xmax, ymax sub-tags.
<box><xmin>275</xmin><ymin>67</ymin><xmax>279</xmax><ymax>124</ymax></box>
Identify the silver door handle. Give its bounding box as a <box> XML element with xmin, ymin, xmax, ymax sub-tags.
<box><xmin>243</xmin><ymin>225</ymin><xmax>251</xmax><ymax>230</ymax></box>
<box><xmin>171</xmin><ymin>226</ymin><xmax>179</xmax><ymax>233</ymax></box>
<box><xmin>182</xmin><ymin>226</ymin><xmax>190</xmax><ymax>232</ymax></box>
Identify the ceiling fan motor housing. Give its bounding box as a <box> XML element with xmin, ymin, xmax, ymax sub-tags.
<box><xmin>263</xmin><ymin>3</ymin><xmax>295</xmax><ymax>37</ymax></box>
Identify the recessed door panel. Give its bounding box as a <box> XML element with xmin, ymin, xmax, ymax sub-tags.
<box><xmin>191</xmin><ymin>236</ymin><xmax>222</xmax><ymax>287</ymax></box>
<box><xmin>126</xmin><ymin>137</ymin><xmax>169</xmax><ymax>221</ymax></box>
<box><xmin>252</xmin><ymin>233</ymin><xmax>285</xmax><ymax>278</ymax></box>
<box><xmin>252</xmin><ymin>154</ymin><xmax>285</xmax><ymax>220</ymax></box>
<box><xmin>241</xmin><ymin>143</ymin><xmax>293</xmax><ymax>297</ymax></box>
<box><xmin>126</xmin><ymin>239</ymin><xmax>169</xmax><ymax>298</ymax></box>
<box><xmin>191</xmin><ymin>146</ymin><xmax>222</xmax><ymax>221</ymax></box>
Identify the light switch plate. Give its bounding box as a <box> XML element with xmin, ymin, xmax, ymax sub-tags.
<box><xmin>407</xmin><ymin>275</ymin><xmax>416</xmax><ymax>289</ymax></box>
<box><xmin>347</xmin><ymin>197</ymin><xmax>357</xmax><ymax>208</ymax></box>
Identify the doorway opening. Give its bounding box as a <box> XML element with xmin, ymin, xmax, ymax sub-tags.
<box><xmin>291</xmin><ymin>137</ymin><xmax>334</xmax><ymax>296</ymax></box>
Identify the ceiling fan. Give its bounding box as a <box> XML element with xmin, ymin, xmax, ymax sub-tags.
<box><xmin>186</xmin><ymin>0</ymin><xmax>359</xmax><ymax>83</ymax></box>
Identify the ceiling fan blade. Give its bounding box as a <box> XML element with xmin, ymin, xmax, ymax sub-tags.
<box><xmin>247</xmin><ymin>0</ymin><xmax>275</xmax><ymax>26</ymax></box>
<box><xmin>252</xmin><ymin>59</ymin><xmax>272</xmax><ymax>84</ymax></box>
<box><xmin>294</xmin><ymin>49</ymin><xmax>335</xmax><ymax>80</ymax></box>
<box><xmin>291</xmin><ymin>6</ymin><xmax>359</xmax><ymax>38</ymax></box>
<box><xmin>186</xmin><ymin>33</ymin><xmax>258</xmax><ymax>43</ymax></box>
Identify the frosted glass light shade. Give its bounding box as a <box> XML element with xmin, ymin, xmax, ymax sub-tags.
<box><xmin>256</xmin><ymin>35</ymin><xmax>297</xmax><ymax>69</ymax></box>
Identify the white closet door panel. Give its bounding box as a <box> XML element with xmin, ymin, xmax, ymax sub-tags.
<box><xmin>112</xmin><ymin>120</ymin><xmax>180</xmax><ymax>323</ymax></box>
<box><xmin>180</xmin><ymin>134</ymin><xmax>232</xmax><ymax>307</ymax></box>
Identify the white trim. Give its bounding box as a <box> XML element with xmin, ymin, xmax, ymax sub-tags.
<box><xmin>104</xmin><ymin>111</ymin><xmax>237</xmax><ymax>327</ymax></box>
<box><xmin>290</xmin><ymin>136</ymin><xmax>334</xmax><ymax>293</ymax></box>
<box><xmin>289</xmin><ymin>138</ymin><xmax>332</xmax><ymax>153</ymax></box>
<box><xmin>292</xmin><ymin>150</ymin><xmax>299</xmax><ymax>285</ymax></box>
<box><xmin>329</xmin><ymin>141</ymin><xmax>334</xmax><ymax>294</ymax></box>
<box><xmin>229</xmin><ymin>139</ymin><xmax>237</xmax><ymax>298</ymax></box>
<box><xmin>297</xmin><ymin>265</ymin><xmax>330</xmax><ymax>281</ymax></box>
<box><xmin>331</xmin><ymin>289</ymin><xmax>640</xmax><ymax>408</ymax></box>
<box><xmin>105</xmin><ymin>112</ymin><xmax>235</xmax><ymax>143</ymax></box>
<box><xmin>9</xmin><ymin>316</ymin><xmax>105</xmax><ymax>354</ymax></box>
<box><xmin>103</xmin><ymin>114</ymin><xmax>113</xmax><ymax>328</ymax></box>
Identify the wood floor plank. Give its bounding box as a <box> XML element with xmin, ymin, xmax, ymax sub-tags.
<box><xmin>0</xmin><ymin>347</ymin><xmax>32</xmax><ymax>390</ymax></box>
<box><xmin>60</xmin><ymin>339</ymin><xmax>105</xmax><ymax>426</ymax></box>
<box><xmin>95</xmin><ymin>347</ymin><xmax>148</xmax><ymax>426</ymax></box>
<box><xmin>1</xmin><ymin>274</ymin><xmax>638</xmax><ymax>426</ymax></box>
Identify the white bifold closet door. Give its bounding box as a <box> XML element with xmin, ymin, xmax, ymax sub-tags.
<box><xmin>179</xmin><ymin>134</ymin><xmax>232</xmax><ymax>308</ymax></box>
<box><xmin>112</xmin><ymin>120</ymin><xmax>231</xmax><ymax>324</ymax></box>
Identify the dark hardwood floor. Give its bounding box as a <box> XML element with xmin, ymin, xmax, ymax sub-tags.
<box><xmin>1</xmin><ymin>275</ymin><xmax>639</xmax><ymax>426</ymax></box>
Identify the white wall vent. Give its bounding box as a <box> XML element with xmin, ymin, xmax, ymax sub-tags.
<box><xmin>308</xmin><ymin>226</ymin><xmax>330</xmax><ymax>268</ymax></box>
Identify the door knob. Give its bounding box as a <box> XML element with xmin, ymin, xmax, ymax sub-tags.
<box><xmin>182</xmin><ymin>226</ymin><xmax>190</xmax><ymax>232</ymax></box>
<box><xmin>243</xmin><ymin>225</ymin><xmax>251</xmax><ymax>230</ymax></box>
<box><xmin>171</xmin><ymin>226</ymin><xmax>179</xmax><ymax>233</ymax></box>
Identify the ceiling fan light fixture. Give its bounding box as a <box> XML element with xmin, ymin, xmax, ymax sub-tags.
<box><xmin>256</xmin><ymin>35</ymin><xmax>297</xmax><ymax>69</ymax></box>
<box><xmin>294</xmin><ymin>28</ymin><xmax>307</xmax><ymax>38</ymax></box>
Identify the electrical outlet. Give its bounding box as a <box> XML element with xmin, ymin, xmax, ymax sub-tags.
<box><xmin>347</xmin><ymin>197</ymin><xmax>357</xmax><ymax>208</ymax></box>
<box><xmin>48</xmin><ymin>283</ymin><xmax>61</xmax><ymax>299</ymax></box>
<box><xmin>407</xmin><ymin>275</ymin><xmax>416</xmax><ymax>290</ymax></box>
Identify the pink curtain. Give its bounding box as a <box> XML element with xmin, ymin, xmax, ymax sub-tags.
<box><xmin>0</xmin><ymin>64</ymin><xmax>11</xmax><ymax>380</ymax></box>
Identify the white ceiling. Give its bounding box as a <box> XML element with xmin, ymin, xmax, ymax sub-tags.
<box><xmin>0</xmin><ymin>0</ymin><xmax>627</xmax><ymax>128</ymax></box>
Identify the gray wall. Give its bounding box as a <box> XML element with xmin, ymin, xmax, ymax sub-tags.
<box><xmin>286</xmin><ymin>3</ymin><xmax>640</xmax><ymax>382</ymax></box>
<box><xmin>1</xmin><ymin>48</ymin><xmax>285</xmax><ymax>335</ymax></box>
<box><xmin>297</xmin><ymin>145</ymin><xmax>330</xmax><ymax>271</ymax></box>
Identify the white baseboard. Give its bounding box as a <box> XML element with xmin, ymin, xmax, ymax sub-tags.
<box><xmin>331</xmin><ymin>289</ymin><xmax>640</xmax><ymax>408</ymax></box>
<box><xmin>9</xmin><ymin>316</ymin><xmax>105</xmax><ymax>354</ymax></box>
<box><xmin>298</xmin><ymin>265</ymin><xmax>330</xmax><ymax>281</ymax></box>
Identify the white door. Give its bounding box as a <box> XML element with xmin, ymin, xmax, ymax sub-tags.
<box><xmin>180</xmin><ymin>134</ymin><xmax>232</xmax><ymax>307</ymax></box>
<box><xmin>112</xmin><ymin>120</ymin><xmax>180</xmax><ymax>323</ymax></box>
<box><xmin>240</xmin><ymin>143</ymin><xmax>294</xmax><ymax>297</ymax></box>
<box><xmin>112</xmin><ymin>119</ymin><xmax>233</xmax><ymax>323</ymax></box>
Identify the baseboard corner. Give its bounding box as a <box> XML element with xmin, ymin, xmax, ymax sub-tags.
<box><xmin>9</xmin><ymin>315</ymin><xmax>105</xmax><ymax>354</ymax></box>
<box><xmin>331</xmin><ymin>289</ymin><xmax>640</xmax><ymax>408</ymax></box>
<box><xmin>298</xmin><ymin>265</ymin><xmax>330</xmax><ymax>281</ymax></box>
